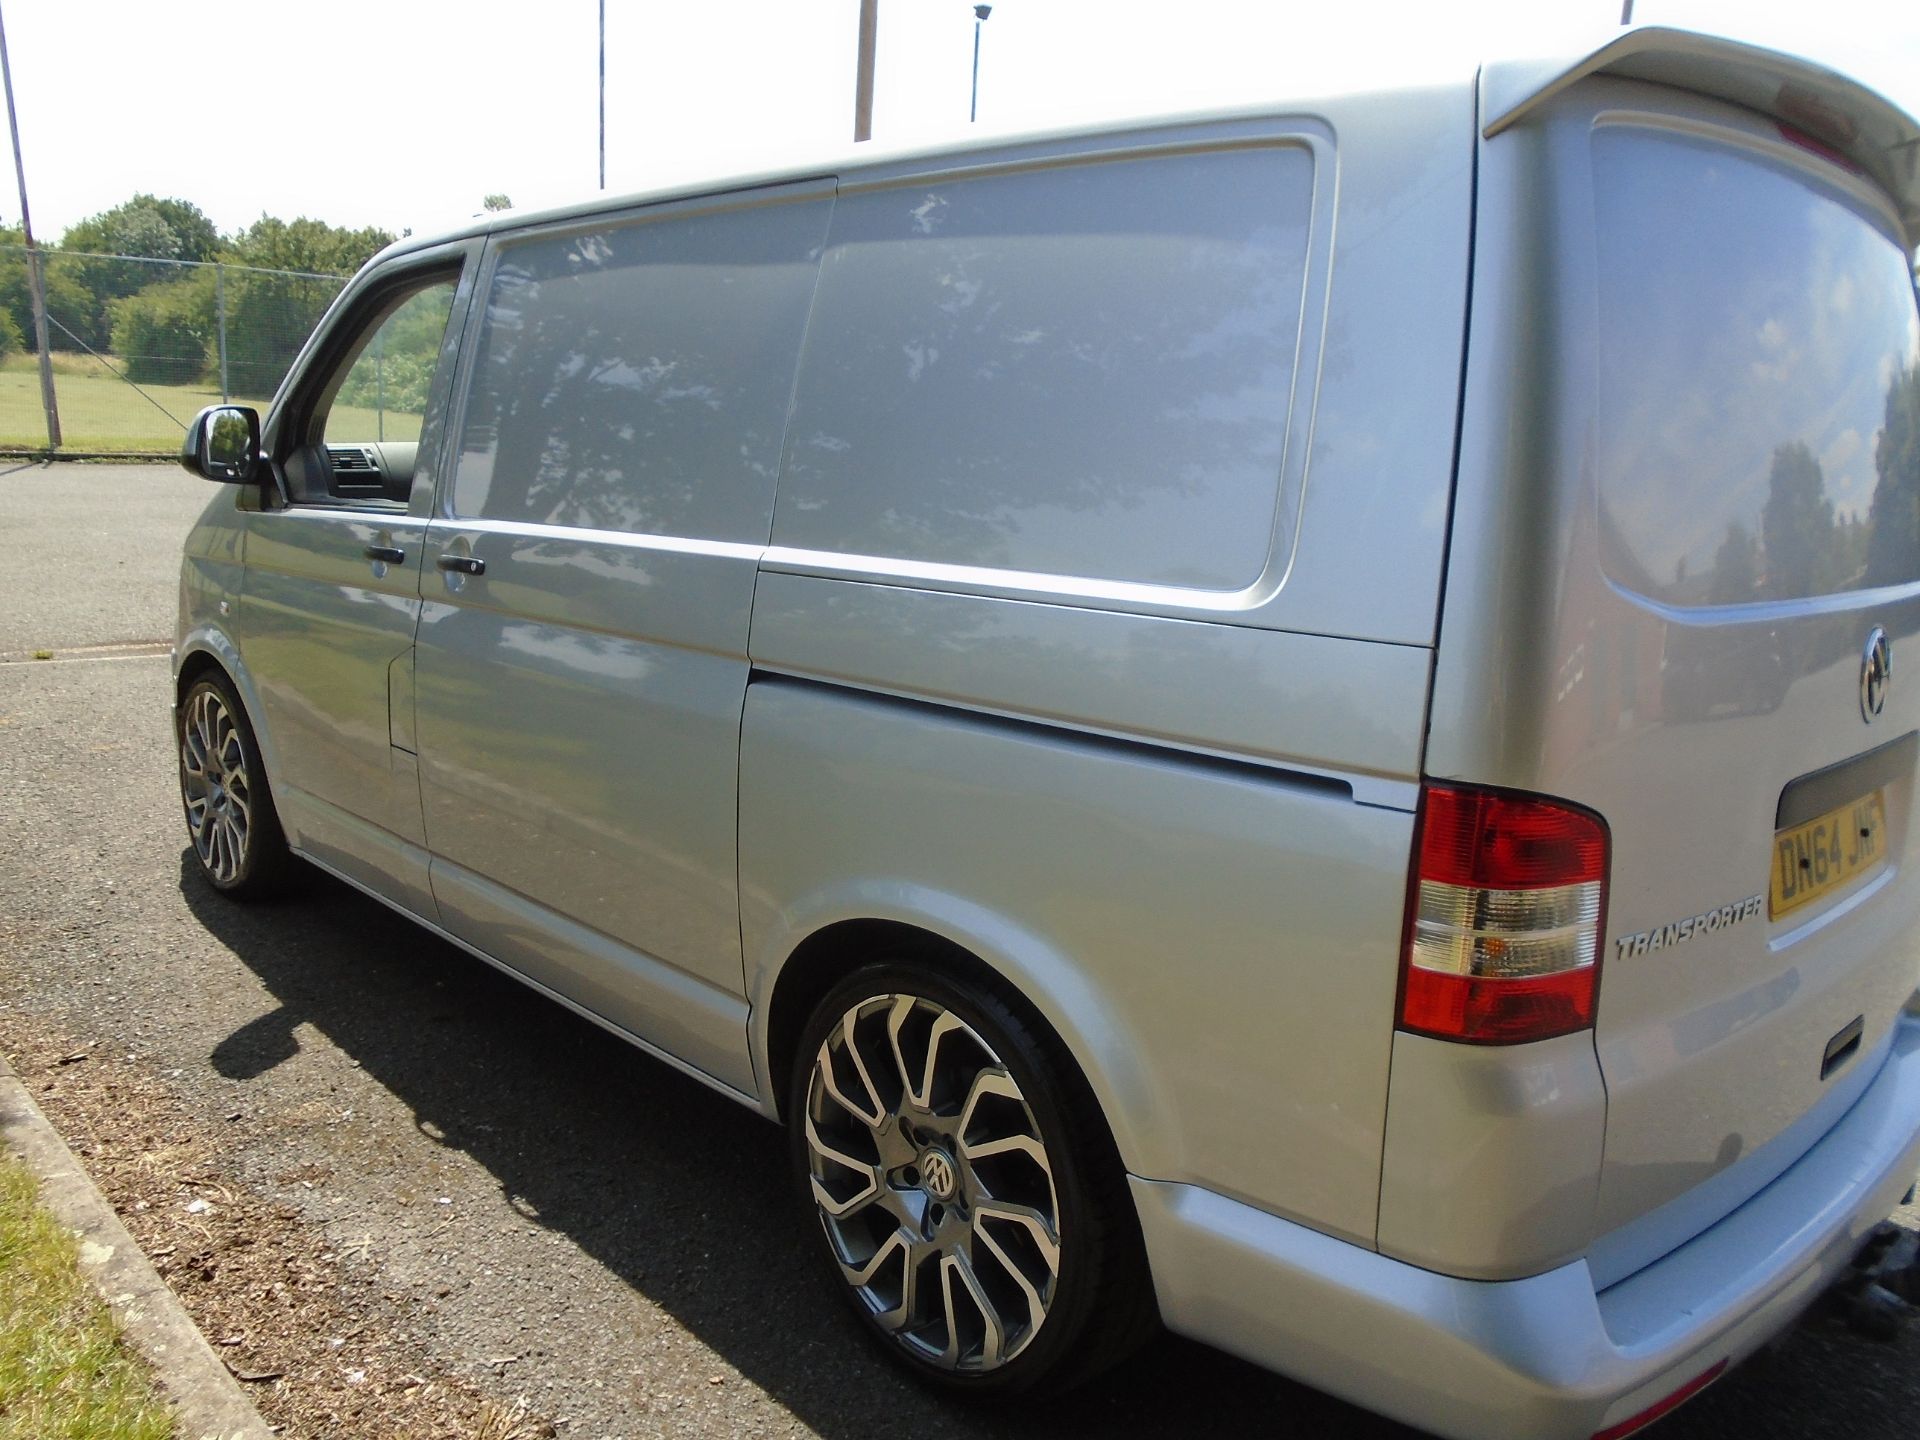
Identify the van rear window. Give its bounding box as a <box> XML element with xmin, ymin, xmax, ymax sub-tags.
<box><xmin>1592</xmin><ymin>125</ymin><xmax>1920</xmax><ymax>607</ymax></box>
<box><xmin>772</xmin><ymin>144</ymin><xmax>1315</xmax><ymax>591</ymax></box>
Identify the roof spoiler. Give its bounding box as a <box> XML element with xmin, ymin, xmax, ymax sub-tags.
<box><xmin>1482</xmin><ymin>26</ymin><xmax>1920</xmax><ymax>243</ymax></box>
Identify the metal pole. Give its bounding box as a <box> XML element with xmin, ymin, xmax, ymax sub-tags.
<box><xmin>1620</xmin><ymin>0</ymin><xmax>1634</xmax><ymax>22</ymax></box>
<box><xmin>970</xmin><ymin>5</ymin><xmax>990</xmax><ymax>124</ymax></box>
<box><xmin>215</xmin><ymin>263</ymin><xmax>229</xmax><ymax>403</ymax></box>
<box><xmin>854</xmin><ymin>0</ymin><xmax>877</xmax><ymax>142</ymax></box>
<box><xmin>374</xmin><ymin>328</ymin><xmax>385</xmax><ymax>442</ymax></box>
<box><xmin>595</xmin><ymin>0</ymin><xmax>602</xmax><ymax>189</ymax></box>
<box><xmin>0</xmin><ymin>1</ymin><xmax>58</xmax><ymax>449</ymax></box>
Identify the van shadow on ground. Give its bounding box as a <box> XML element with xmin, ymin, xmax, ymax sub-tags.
<box><xmin>178</xmin><ymin>855</ymin><xmax>1902</xmax><ymax>1440</ymax></box>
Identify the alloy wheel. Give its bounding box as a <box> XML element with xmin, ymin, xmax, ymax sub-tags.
<box><xmin>180</xmin><ymin>686</ymin><xmax>253</xmax><ymax>885</ymax></box>
<box><xmin>803</xmin><ymin>992</ymin><xmax>1062</xmax><ymax>1373</ymax></box>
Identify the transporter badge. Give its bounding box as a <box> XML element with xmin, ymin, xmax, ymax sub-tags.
<box><xmin>1614</xmin><ymin>894</ymin><xmax>1765</xmax><ymax>960</ymax></box>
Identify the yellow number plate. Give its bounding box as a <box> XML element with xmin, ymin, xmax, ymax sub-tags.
<box><xmin>1770</xmin><ymin>789</ymin><xmax>1888</xmax><ymax>919</ymax></box>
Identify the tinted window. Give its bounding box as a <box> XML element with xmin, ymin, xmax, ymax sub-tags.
<box><xmin>452</xmin><ymin>198</ymin><xmax>830</xmax><ymax>543</ymax></box>
<box><xmin>1593</xmin><ymin>126</ymin><xmax>1920</xmax><ymax>606</ymax></box>
<box><xmin>773</xmin><ymin>146</ymin><xmax>1315</xmax><ymax>590</ymax></box>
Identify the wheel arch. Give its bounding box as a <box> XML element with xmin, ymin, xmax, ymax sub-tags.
<box><xmin>751</xmin><ymin>892</ymin><xmax>1160</xmax><ymax>1181</ymax></box>
<box><xmin>174</xmin><ymin>647</ymin><xmax>226</xmax><ymax>700</ymax></box>
<box><xmin>173</xmin><ymin>628</ymin><xmax>284</xmax><ymax>783</ymax></box>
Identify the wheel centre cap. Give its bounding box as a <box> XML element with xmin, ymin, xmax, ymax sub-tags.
<box><xmin>919</xmin><ymin>1147</ymin><xmax>958</xmax><ymax>1201</ymax></box>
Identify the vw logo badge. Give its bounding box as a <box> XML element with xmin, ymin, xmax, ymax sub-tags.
<box><xmin>1861</xmin><ymin>627</ymin><xmax>1891</xmax><ymax>722</ymax></box>
<box><xmin>920</xmin><ymin>1149</ymin><xmax>958</xmax><ymax>1201</ymax></box>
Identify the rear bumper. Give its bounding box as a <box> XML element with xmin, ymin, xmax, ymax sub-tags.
<box><xmin>1133</xmin><ymin>1015</ymin><xmax>1920</xmax><ymax>1440</ymax></box>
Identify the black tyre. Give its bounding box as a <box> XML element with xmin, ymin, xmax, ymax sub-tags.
<box><xmin>176</xmin><ymin>670</ymin><xmax>294</xmax><ymax>898</ymax></box>
<box><xmin>788</xmin><ymin>957</ymin><xmax>1157</xmax><ymax>1397</ymax></box>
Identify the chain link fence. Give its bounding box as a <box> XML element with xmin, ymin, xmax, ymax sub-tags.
<box><xmin>0</xmin><ymin>245</ymin><xmax>351</xmax><ymax>453</ymax></box>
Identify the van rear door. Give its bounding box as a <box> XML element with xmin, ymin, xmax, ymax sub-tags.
<box><xmin>1430</xmin><ymin>46</ymin><xmax>1920</xmax><ymax>1266</ymax></box>
<box><xmin>1578</xmin><ymin>108</ymin><xmax>1920</xmax><ymax>1250</ymax></box>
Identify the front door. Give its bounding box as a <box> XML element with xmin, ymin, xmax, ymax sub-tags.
<box><xmin>410</xmin><ymin>189</ymin><xmax>832</xmax><ymax>1092</ymax></box>
<box><xmin>241</xmin><ymin>257</ymin><xmax>470</xmax><ymax>915</ymax></box>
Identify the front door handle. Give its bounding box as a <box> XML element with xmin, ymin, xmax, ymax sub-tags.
<box><xmin>364</xmin><ymin>544</ymin><xmax>406</xmax><ymax>564</ymax></box>
<box><xmin>437</xmin><ymin>554</ymin><xmax>485</xmax><ymax>576</ymax></box>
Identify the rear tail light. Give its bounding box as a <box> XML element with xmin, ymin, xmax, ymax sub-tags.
<box><xmin>1399</xmin><ymin>783</ymin><xmax>1610</xmax><ymax>1045</ymax></box>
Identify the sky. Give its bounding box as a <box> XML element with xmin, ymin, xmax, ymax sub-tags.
<box><xmin>3</xmin><ymin>0</ymin><xmax>1919</xmax><ymax>245</ymax></box>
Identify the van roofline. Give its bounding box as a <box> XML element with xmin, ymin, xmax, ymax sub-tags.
<box><xmin>370</xmin><ymin>24</ymin><xmax>1920</xmax><ymax>270</ymax></box>
<box><xmin>367</xmin><ymin>81</ymin><xmax>1467</xmax><ymax>268</ymax></box>
<box><xmin>1485</xmin><ymin>25</ymin><xmax>1920</xmax><ymax>242</ymax></box>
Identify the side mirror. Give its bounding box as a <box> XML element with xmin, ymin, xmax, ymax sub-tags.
<box><xmin>180</xmin><ymin>405</ymin><xmax>261</xmax><ymax>485</ymax></box>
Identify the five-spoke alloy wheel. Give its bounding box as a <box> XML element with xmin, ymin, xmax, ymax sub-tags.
<box><xmin>790</xmin><ymin>962</ymin><xmax>1155</xmax><ymax>1396</ymax></box>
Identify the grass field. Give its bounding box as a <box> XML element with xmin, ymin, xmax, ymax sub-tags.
<box><xmin>0</xmin><ymin>1150</ymin><xmax>175</xmax><ymax>1439</ymax></box>
<box><xmin>0</xmin><ymin>355</ymin><xmax>422</xmax><ymax>453</ymax></box>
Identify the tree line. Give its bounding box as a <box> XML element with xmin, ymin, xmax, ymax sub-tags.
<box><xmin>0</xmin><ymin>193</ymin><xmax>396</xmax><ymax>390</ymax></box>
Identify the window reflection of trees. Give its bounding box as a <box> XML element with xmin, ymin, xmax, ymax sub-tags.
<box><xmin>1591</xmin><ymin>126</ymin><xmax>1920</xmax><ymax>610</ymax></box>
<box><xmin>452</xmin><ymin>203</ymin><xmax>830</xmax><ymax>544</ymax></box>
<box><xmin>1865</xmin><ymin>363</ymin><xmax>1920</xmax><ymax>588</ymax></box>
<box><xmin>777</xmin><ymin>147</ymin><xmax>1314</xmax><ymax>591</ymax></box>
<box><xmin>1681</xmin><ymin>364</ymin><xmax>1920</xmax><ymax>606</ymax></box>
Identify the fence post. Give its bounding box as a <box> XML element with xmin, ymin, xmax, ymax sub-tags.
<box><xmin>215</xmin><ymin>262</ymin><xmax>229</xmax><ymax>403</ymax></box>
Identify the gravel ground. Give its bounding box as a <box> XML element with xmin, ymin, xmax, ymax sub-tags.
<box><xmin>1</xmin><ymin>463</ymin><xmax>1918</xmax><ymax>1439</ymax></box>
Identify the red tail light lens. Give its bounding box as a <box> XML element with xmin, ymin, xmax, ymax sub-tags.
<box><xmin>1399</xmin><ymin>784</ymin><xmax>1610</xmax><ymax>1045</ymax></box>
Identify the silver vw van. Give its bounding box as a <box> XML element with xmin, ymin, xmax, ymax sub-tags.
<box><xmin>172</xmin><ymin>26</ymin><xmax>1920</xmax><ymax>1438</ymax></box>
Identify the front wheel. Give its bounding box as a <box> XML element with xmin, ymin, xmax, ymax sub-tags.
<box><xmin>177</xmin><ymin>672</ymin><xmax>293</xmax><ymax>898</ymax></box>
<box><xmin>788</xmin><ymin>960</ymin><xmax>1156</xmax><ymax>1396</ymax></box>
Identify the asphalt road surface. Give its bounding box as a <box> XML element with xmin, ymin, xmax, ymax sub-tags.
<box><xmin>2</xmin><ymin>462</ymin><xmax>1918</xmax><ymax>1438</ymax></box>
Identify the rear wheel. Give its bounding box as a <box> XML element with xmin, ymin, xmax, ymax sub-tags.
<box><xmin>177</xmin><ymin>671</ymin><xmax>293</xmax><ymax>898</ymax></box>
<box><xmin>788</xmin><ymin>960</ymin><xmax>1156</xmax><ymax>1396</ymax></box>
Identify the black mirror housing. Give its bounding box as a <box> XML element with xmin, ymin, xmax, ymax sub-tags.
<box><xmin>180</xmin><ymin>405</ymin><xmax>261</xmax><ymax>485</ymax></box>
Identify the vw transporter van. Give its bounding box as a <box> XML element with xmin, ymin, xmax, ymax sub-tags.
<box><xmin>171</xmin><ymin>26</ymin><xmax>1920</xmax><ymax>1439</ymax></box>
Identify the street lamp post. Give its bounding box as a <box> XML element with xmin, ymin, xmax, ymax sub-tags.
<box><xmin>970</xmin><ymin>4</ymin><xmax>991</xmax><ymax>123</ymax></box>
<box><xmin>599</xmin><ymin>0</ymin><xmax>606</xmax><ymax>188</ymax></box>
<box><xmin>855</xmin><ymin>0</ymin><xmax>878</xmax><ymax>141</ymax></box>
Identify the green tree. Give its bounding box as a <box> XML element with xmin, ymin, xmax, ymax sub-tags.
<box><xmin>483</xmin><ymin>193</ymin><xmax>513</xmax><ymax>212</ymax></box>
<box><xmin>220</xmin><ymin>215</ymin><xmax>394</xmax><ymax>397</ymax></box>
<box><xmin>111</xmin><ymin>270</ymin><xmax>217</xmax><ymax>383</ymax></box>
<box><xmin>0</xmin><ymin>228</ymin><xmax>96</xmax><ymax>354</ymax></box>
<box><xmin>60</xmin><ymin>194</ymin><xmax>220</xmax><ymax>264</ymax></box>
<box><xmin>226</xmin><ymin>215</ymin><xmax>393</xmax><ymax>276</ymax></box>
<box><xmin>53</xmin><ymin>195</ymin><xmax>222</xmax><ymax>352</ymax></box>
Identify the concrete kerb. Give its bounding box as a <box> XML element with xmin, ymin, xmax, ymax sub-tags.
<box><xmin>0</xmin><ymin>1050</ymin><xmax>270</xmax><ymax>1440</ymax></box>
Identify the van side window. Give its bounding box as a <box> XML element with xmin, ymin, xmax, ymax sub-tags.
<box><xmin>451</xmin><ymin>199</ymin><xmax>831</xmax><ymax>544</ymax></box>
<box><xmin>772</xmin><ymin>145</ymin><xmax>1315</xmax><ymax>591</ymax></box>
<box><xmin>320</xmin><ymin>285</ymin><xmax>457</xmax><ymax>449</ymax></box>
<box><xmin>280</xmin><ymin>272</ymin><xmax>459</xmax><ymax>509</ymax></box>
